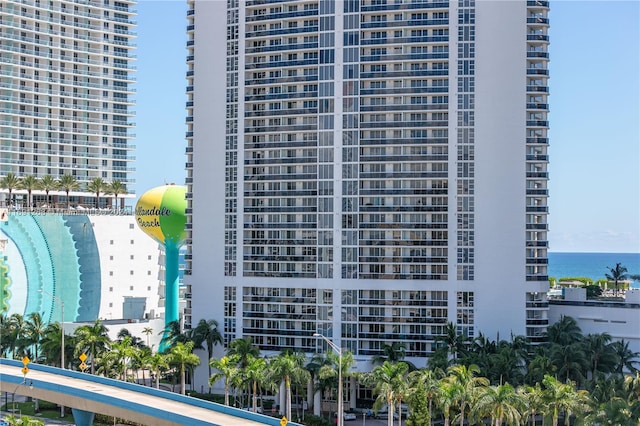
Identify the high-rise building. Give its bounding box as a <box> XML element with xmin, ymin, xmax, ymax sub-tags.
<box><xmin>185</xmin><ymin>0</ymin><xmax>550</xmax><ymax>367</ymax></box>
<box><xmin>0</xmin><ymin>0</ymin><xmax>136</xmax><ymax>204</ymax></box>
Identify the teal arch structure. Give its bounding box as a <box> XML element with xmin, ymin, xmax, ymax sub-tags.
<box><xmin>0</xmin><ymin>214</ymin><xmax>101</xmax><ymax>323</ymax></box>
<box><xmin>0</xmin><ymin>358</ymin><xmax>298</xmax><ymax>426</ymax></box>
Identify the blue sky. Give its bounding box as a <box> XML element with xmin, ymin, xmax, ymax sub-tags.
<box><xmin>132</xmin><ymin>1</ymin><xmax>639</xmax><ymax>254</ymax></box>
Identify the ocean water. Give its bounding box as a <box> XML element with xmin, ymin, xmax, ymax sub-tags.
<box><xmin>548</xmin><ymin>252</ymin><xmax>640</xmax><ymax>286</ymax></box>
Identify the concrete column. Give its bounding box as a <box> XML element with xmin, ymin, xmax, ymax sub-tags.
<box><xmin>349</xmin><ymin>376</ymin><xmax>357</xmax><ymax>410</ymax></box>
<box><xmin>72</xmin><ymin>408</ymin><xmax>95</xmax><ymax>426</ymax></box>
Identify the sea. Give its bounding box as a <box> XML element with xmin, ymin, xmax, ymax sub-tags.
<box><xmin>548</xmin><ymin>252</ymin><xmax>640</xmax><ymax>288</ymax></box>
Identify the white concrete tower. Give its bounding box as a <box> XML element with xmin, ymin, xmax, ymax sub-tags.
<box><xmin>184</xmin><ymin>0</ymin><xmax>550</xmax><ymax>380</ymax></box>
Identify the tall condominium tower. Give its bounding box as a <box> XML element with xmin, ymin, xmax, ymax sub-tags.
<box><xmin>185</xmin><ymin>0</ymin><xmax>550</xmax><ymax>367</ymax></box>
<box><xmin>0</xmin><ymin>0</ymin><xmax>136</xmax><ymax>200</ymax></box>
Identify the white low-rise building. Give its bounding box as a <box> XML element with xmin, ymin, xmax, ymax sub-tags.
<box><xmin>549</xmin><ymin>288</ymin><xmax>640</xmax><ymax>357</ymax></box>
<box><xmin>0</xmin><ymin>212</ymin><xmax>168</xmax><ymax>349</ymax></box>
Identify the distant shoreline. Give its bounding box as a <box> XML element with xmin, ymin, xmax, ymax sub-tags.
<box><xmin>548</xmin><ymin>252</ymin><xmax>640</xmax><ymax>285</ymax></box>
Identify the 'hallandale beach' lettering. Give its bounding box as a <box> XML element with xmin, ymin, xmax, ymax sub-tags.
<box><xmin>135</xmin><ymin>206</ymin><xmax>173</xmax><ymax>217</ymax></box>
<box><xmin>136</xmin><ymin>206</ymin><xmax>172</xmax><ymax>227</ymax></box>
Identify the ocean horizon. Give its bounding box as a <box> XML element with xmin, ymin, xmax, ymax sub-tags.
<box><xmin>548</xmin><ymin>252</ymin><xmax>640</xmax><ymax>286</ymax></box>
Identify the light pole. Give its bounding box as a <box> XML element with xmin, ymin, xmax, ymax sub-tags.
<box><xmin>38</xmin><ymin>288</ymin><xmax>65</xmax><ymax>417</ymax></box>
<box><xmin>314</xmin><ymin>333</ymin><xmax>343</xmax><ymax>426</ymax></box>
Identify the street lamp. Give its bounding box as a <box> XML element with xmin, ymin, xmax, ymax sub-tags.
<box><xmin>38</xmin><ymin>288</ymin><xmax>65</xmax><ymax>417</ymax></box>
<box><xmin>314</xmin><ymin>333</ymin><xmax>343</xmax><ymax>426</ymax></box>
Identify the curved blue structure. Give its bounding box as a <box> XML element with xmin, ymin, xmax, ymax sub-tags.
<box><xmin>0</xmin><ymin>214</ymin><xmax>101</xmax><ymax>323</ymax></box>
<box><xmin>0</xmin><ymin>358</ymin><xmax>298</xmax><ymax>426</ymax></box>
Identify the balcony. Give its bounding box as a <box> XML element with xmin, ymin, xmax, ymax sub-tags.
<box><xmin>527</xmin><ymin>120</ymin><xmax>549</xmax><ymax>127</ymax></box>
<box><xmin>527</xmin><ymin>34</ymin><xmax>550</xmax><ymax>42</ymax></box>
<box><xmin>527</xmin><ymin>69</ymin><xmax>550</xmax><ymax>76</ymax></box>
<box><xmin>526</xmin><ymin>103</ymin><xmax>549</xmax><ymax>110</ymax></box>
<box><xmin>527</xmin><ymin>0</ymin><xmax>550</xmax><ymax>8</ymax></box>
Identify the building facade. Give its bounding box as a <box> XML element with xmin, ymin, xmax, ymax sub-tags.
<box><xmin>0</xmin><ymin>0</ymin><xmax>136</xmax><ymax>196</ymax></box>
<box><xmin>0</xmin><ymin>213</ymin><xmax>164</xmax><ymax>324</ymax></box>
<box><xmin>185</xmin><ymin>0</ymin><xmax>550</xmax><ymax>372</ymax></box>
<box><xmin>549</xmin><ymin>288</ymin><xmax>640</xmax><ymax>365</ymax></box>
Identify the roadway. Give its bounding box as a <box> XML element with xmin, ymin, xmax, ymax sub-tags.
<box><xmin>0</xmin><ymin>359</ymin><xmax>292</xmax><ymax>426</ymax></box>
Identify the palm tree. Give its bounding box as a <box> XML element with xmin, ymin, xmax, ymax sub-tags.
<box><xmin>74</xmin><ymin>319</ymin><xmax>110</xmax><ymax>374</ymax></box>
<box><xmin>142</xmin><ymin>327</ymin><xmax>153</xmax><ymax>350</ymax></box>
<box><xmin>315</xmin><ymin>349</ymin><xmax>356</xmax><ymax>422</ymax></box>
<box><xmin>244</xmin><ymin>355</ymin><xmax>268</xmax><ymax>412</ymax></box>
<box><xmin>549</xmin><ymin>342</ymin><xmax>588</xmax><ymax>385</ymax></box>
<box><xmin>39</xmin><ymin>175</ymin><xmax>60</xmax><ymax>206</ymax></box>
<box><xmin>166</xmin><ymin>341</ymin><xmax>200</xmax><ymax>395</ymax></box>
<box><xmin>583</xmin><ymin>333</ymin><xmax>618</xmax><ymax>380</ymax></box>
<box><xmin>544</xmin><ymin>315</ymin><xmax>583</xmax><ymax>346</ymax></box>
<box><xmin>473</xmin><ymin>383</ymin><xmax>525</xmax><ymax>426</ymax></box>
<box><xmin>131</xmin><ymin>346</ymin><xmax>153</xmax><ymax>385</ymax></box>
<box><xmin>2</xmin><ymin>413</ymin><xmax>44</xmax><ymax>426</ymax></box>
<box><xmin>624</xmin><ymin>371</ymin><xmax>640</xmax><ymax>403</ymax></box>
<box><xmin>605</xmin><ymin>262</ymin><xmax>629</xmax><ymax>297</ymax></box>
<box><xmin>437</xmin><ymin>378</ymin><xmax>461</xmax><ymax>426</ymax></box>
<box><xmin>407</xmin><ymin>368</ymin><xmax>443</xmax><ymax>426</ymax></box>
<box><xmin>39</xmin><ymin>322</ymin><xmax>64</xmax><ymax>367</ymax></box>
<box><xmin>446</xmin><ymin>364</ymin><xmax>489</xmax><ymax>426</ymax></box>
<box><xmin>227</xmin><ymin>336</ymin><xmax>260</xmax><ymax>368</ymax></box>
<box><xmin>117</xmin><ymin>328</ymin><xmax>145</xmax><ymax>348</ymax></box>
<box><xmin>190</xmin><ymin>318</ymin><xmax>222</xmax><ymax>392</ymax></box>
<box><xmin>210</xmin><ymin>355</ymin><xmax>240</xmax><ymax>406</ymax></box>
<box><xmin>541</xmin><ymin>375</ymin><xmax>590</xmax><ymax>426</ymax></box>
<box><xmin>405</xmin><ymin>376</ymin><xmax>430</xmax><ymax>426</ymax></box>
<box><xmin>0</xmin><ymin>172</ymin><xmax>20</xmax><ymax>207</ymax></box>
<box><xmin>437</xmin><ymin>322</ymin><xmax>467</xmax><ymax>361</ymax></box>
<box><xmin>519</xmin><ymin>383</ymin><xmax>545</xmax><ymax>426</ymax></box>
<box><xmin>59</xmin><ymin>174</ymin><xmax>80</xmax><ymax>209</ymax></box>
<box><xmin>527</xmin><ymin>352</ymin><xmax>556</xmax><ymax>385</ymax></box>
<box><xmin>159</xmin><ymin>319</ymin><xmax>187</xmax><ymax>352</ymax></box>
<box><xmin>364</xmin><ymin>361</ymin><xmax>409</xmax><ymax>426</ymax></box>
<box><xmin>0</xmin><ymin>314</ymin><xmax>10</xmax><ymax>357</ymax></box>
<box><xmin>19</xmin><ymin>175</ymin><xmax>39</xmax><ymax>209</ymax></box>
<box><xmin>86</xmin><ymin>177</ymin><xmax>108</xmax><ymax>209</ymax></box>
<box><xmin>268</xmin><ymin>351</ymin><xmax>311</xmax><ymax>421</ymax></box>
<box><xmin>586</xmin><ymin>397</ymin><xmax>635</xmax><ymax>425</ymax></box>
<box><xmin>24</xmin><ymin>312</ymin><xmax>47</xmax><ymax>363</ymax></box>
<box><xmin>372</xmin><ymin>342</ymin><xmax>407</xmax><ymax>365</ymax></box>
<box><xmin>148</xmin><ymin>352</ymin><xmax>169</xmax><ymax>389</ymax></box>
<box><xmin>108</xmin><ymin>179</ymin><xmax>127</xmax><ymax>209</ymax></box>
<box><xmin>7</xmin><ymin>313</ymin><xmax>27</xmax><ymax>359</ymax></box>
<box><xmin>109</xmin><ymin>336</ymin><xmax>137</xmax><ymax>381</ymax></box>
<box><xmin>611</xmin><ymin>339</ymin><xmax>640</xmax><ymax>374</ymax></box>
<box><xmin>373</xmin><ymin>342</ymin><xmax>417</xmax><ymax>371</ymax></box>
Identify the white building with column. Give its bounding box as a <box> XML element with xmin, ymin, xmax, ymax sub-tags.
<box><xmin>184</xmin><ymin>0</ymin><xmax>551</xmax><ymax>401</ymax></box>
